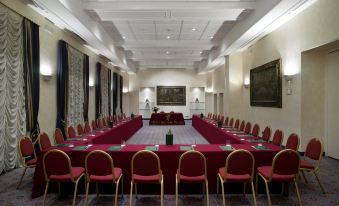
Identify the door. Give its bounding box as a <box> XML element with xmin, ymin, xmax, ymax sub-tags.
<box><xmin>326</xmin><ymin>50</ymin><xmax>339</xmax><ymax>159</ymax></box>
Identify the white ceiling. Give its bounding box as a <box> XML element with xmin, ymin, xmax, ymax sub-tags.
<box><xmin>31</xmin><ymin>0</ymin><xmax>317</xmax><ymax>72</ymax></box>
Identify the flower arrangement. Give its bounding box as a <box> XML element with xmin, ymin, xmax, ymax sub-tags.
<box><xmin>152</xmin><ymin>106</ymin><xmax>159</xmax><ymax>113</ymax></box>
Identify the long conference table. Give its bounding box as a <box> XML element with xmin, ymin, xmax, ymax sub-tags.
<box><xmin>149</xmin><ymin>112</ymin><xmax>185</xmax><ymax>125</ymax></box>
<box><xmin>32</xmin><ymin>115</ymin><xmax>282</xmax><ymax>198</ymax></box>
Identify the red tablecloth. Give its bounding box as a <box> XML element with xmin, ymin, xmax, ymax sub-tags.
<box><xmin>149</xmin><ymin>113</ymin><xmax>185</xmax><ymax>125</ymax></box>
<box><xmin>32</xmin><ymin>142</ymin><xmax>280</xmax><ymax>197</ymax></box>
<box><xmin>90</xmin><ymin>115</ymin><xmax>143</xmax><ymax>144</ymax></box>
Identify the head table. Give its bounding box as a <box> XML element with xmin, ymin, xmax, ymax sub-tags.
<box><xmin>31</xmin><ymin>115</ymin><xmax>282</xmax><ymax>198</ymax></box>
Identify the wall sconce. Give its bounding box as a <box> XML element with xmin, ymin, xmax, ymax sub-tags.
<box><xmin>243</xmin><ymin>78</ymin><xmax>250</xmax><ymax>89</ymax></box>
<box><xmin>40</xmin><ymin>66</ymin><xmax>52</xmax><ymax>81</ymax></box>
<box><xmin>123</xmin><ymin>88</ymin><xmax>129</xmax><ymax>93</ymax></box>
<box><xmin>284</xmin><ymin>74</ymin><xmax>294</xmax><ymax>95</ymax></box>
<box><xmin>89</xmin><ymin>79</ymin><xmax>94</xmax><ymax>88</ymax></box>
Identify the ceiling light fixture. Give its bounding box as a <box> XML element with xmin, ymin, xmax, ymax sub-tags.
<box><xmin>122</xmin><ymin>36</ymin><xmax>126</xmax><ymax>39</ymax></box>
<box><xmin>166</xmin><ymin>51</ymin><xmax>170</xmax><ymax>54</ymax></box>
<box><xmin>200</xmin><ymin>51</ymin><xmax>203</xmax><ymax>54</ymax></box>
<box><xmin>191</xmin><ymin>28</ymin><xmax>196</xmax><ymax>31</ymax></box>
<box><xmin>166</xmin><ymin>36</ymin><xmax>171</xmax><ymax>39</ymax></box>
<box><xmin>210</xmin><ymin>36</ymin><xmax>214</xmax><ymax>39</ymax></box>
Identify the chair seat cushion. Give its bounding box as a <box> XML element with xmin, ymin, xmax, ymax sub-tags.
<box><xmin>218</xmin><ymin>168</ymin><xmax>251</xmax><ymax>182</ymax></box>
<box><xmin>300</xmin><ymin>160</ymin><xmax>315</xmax><ymax>170</ymax></box>
<box><xmin>179</xmin><ymin>174</ymin><xmax>205</xmax><ymax>183</ymax></box>
<box><xmin>26</xmin><ymin>158</ymin><xmax>37</xmax><ymax>166</ymax></box>
<box><xmin>133</xmin><ymin>170</ymin><xmax>162</xmax><ymax>183</ymax></box>
<box><xmin>257</xmin><ymin>166</ymin><xmax>295</xmax><ymax>182</ymax></box>
<box><xmin>50</xmin><ymin>167</ymin><xmax>84</xmax><ymax>182</ymax></box>
<box><xmin>89</xmin><ymin>168</ymin><xmax>122</xmax><ymax>183</ymax></box>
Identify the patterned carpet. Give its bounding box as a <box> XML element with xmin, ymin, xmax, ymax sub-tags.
<box><xmin>0</xmin><ymin>120</ymin><xmax>338</xmax><ymax>206</ymax></box>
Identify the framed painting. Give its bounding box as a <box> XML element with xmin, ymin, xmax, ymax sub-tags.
<box><xmin>250</xmin><ymin>59</ymin><xmax>282</xmax><ymax>108</ymax></box>
<box><xmin>156</xmin><ymin>86</ymin><xmax>186</xmax><ymax>106</ymax></box>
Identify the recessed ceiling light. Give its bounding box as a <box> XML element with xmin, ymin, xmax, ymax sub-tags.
<box><xmin>210</xmin><ymin>36</ymin><xmax>214</xmax><ymax>39</ymax></box>
<box><xmin>166</xmin><ymin>51</ymin><xmax>170</xmax><ymax>54</ymax></box>
<box><xmin>191</xmin><ymin>28</ymin><xmax>196</xmax><ymax>31</ymax></box>
<box><xmin>166</xmin><ymin>36</ymin><xmax>171</xmax><ymax>39</ymax></box>
<box><xmin>122</xmin><ymin>36</ymin><xmax>126</xmax><ymax>39</ymax></box>
<box><xmin>200</xmin><ymin>51</ymin><xmax>203</xmax><ymax>54</ymax></box>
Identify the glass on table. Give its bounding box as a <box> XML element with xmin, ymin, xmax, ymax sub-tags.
<box><xmin>121</xmin><ymin>140</ymin><xmax>126</xmax><ymax>148</ymax></box>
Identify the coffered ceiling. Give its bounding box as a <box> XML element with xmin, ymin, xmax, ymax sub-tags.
<box><xmin>30</xmin><ymin>0</ymin><xmax>317</xmax><ymax>73</ymax></box>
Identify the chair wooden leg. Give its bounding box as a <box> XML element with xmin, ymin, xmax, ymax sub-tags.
<box><xmin>176</xmin><ymin>176</ymin><xmax>179</xmax><ymax>206</ymax></box>
<box><xmin>135</xmin><ymin>183</ymin><xmax>138</xmax><ymax>199</ymax></box>
<box><xmin>17</xmin><ymin>167</ymin><xmax>27</xmax><ymax>189</ymax></box>
<box><xmin>301</xmin><ymin>170</ymin><xmax>308</xmax><ymax>183</ymax></box>
<box><xmin>129</xmin><ymin>181</ymin><xmax>133</xmax><ymax>206</ymax></box>
<box><xmin>243</xmin><ymin>182</ymin><xmax>247</xmax><ymax>197</ymax></box>
<box><xmin>114</xmin><ymin>177</ymin><xmax>121</xmax><ymax>206</ymax></box>
<box><xmin>216</xmin><ymin>176</ymin><xmax>219</xmax><ymax>197</ymax></box>
<box><xmin>202</xmin><ymin>182</ymin><xmax>205</xmax><ymax>198</ymax></box>
<box><xmin>281</xmin><ymin>182</ymin><xmax>285</xmax><ymax>195</ymax></box>
<box><xmin>161</xmin><ymin>176</ymin><xmax>164</xmax><ymax>206</ymax></box>
<box><xmin>85</xmin><ymin>181</ymin><xmax>90</xmax><ymax>206</ymax></box>
<box><xmin>96</xmin><ymin>183</ymin><xmax>99</xmax><ymax>198</ymax></box>
<box><xmin>251</xmin><ymin>182</ymin><xmax>257</xmax><ymax>206</ymax></box>
<box><xmin>121</xmin><ymin>175</ymin><xmax>124</xmax><ymax>198</ymax></box>
<box><xmin>72</xmin><ymin>179</ymin><xmax>80</xmax><ymax>206</ymax></box>
<box><xmin>255</xmin><ymin>174</ymin><xmax>258</xmax><ymax>196</ymax></box>
<box><xmin>42</xmin><ymin>181</ymin><xmax>49</xmax><ymax>206</ymax></box>
<box><xmin>263</xmin><ymin>179</ymin><xmax>271</xmax><ymax>206</ymax></box>
<box><xmin>218</xmin><ymin>175</ymin><xmax>226</xmax><ymax>206</ymax></box>
<box><xmin>313</xmin><ymin>171</ymin><xmax>326</xmax><ymax>194</ymax></box>
<box><xmin>294</xmin><ymin>180</ymin><xmax>302</xmax><ymax>206</ymax></box>
<box><xmin>205</xmin><ymin>180</ymin><xmax>210</xmax><ymax>206</ymax></box>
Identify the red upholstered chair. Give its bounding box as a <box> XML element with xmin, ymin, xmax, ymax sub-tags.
<box><xmin>251</xmin><ymin>124</ymin><xmax>260</xmax><ymax>137</ymax></box>
<box><xmin>77</xmin><ymin>124</ymin><xmax>84</xmax><ymax>135</ymax></box>
<box><xmin>234</xmin><ymin>119</ymin><xmax>240</xmax><ymax>129</ymax></box>
<box><xmin>229</xmin><ymin>118</ymin><xmax>234</xmax><ymax>127</ymax></box>
<box><xmin>130</xmin><ymin>150</ymin><xmax>163</xmax><ymax>206</ymax></box>
<box><xmin>224</xmin><ymin>117</ymin><xmax>229</xmax><ymax>126</ymax></box>
<box><xmin>244</xmin><ymin>122</ymin><xmax>252</xmax><ymax>134</ymax></box>
<box><xmin>239</xmin><ymin>120</ymin><xmax>245</xmax><ymax>131</ymax></box>
<box><xmin>54</xmin><ymin>128</ymin><xmax>65</xmax><ymax>144</ymax></box>
<box><xmin>97</xmin><ymin>119</ymin><xmax>104</xmax><ymax>129</ymax></box>
<box><xmin>67</xmin><ymin>126</ymin><xmax>77</xmax><ymax>138</ymax></box>
<box><xmin>261</xmin><ymin>126</ymin><xmax>271</xmax><ymax>142</ymax></box>
<box><xmin>217</xmin><ymin>149</ymin><xmax>256</xmax><ymax>206</ymax></box>
<box><xmin>285</xmin><ymin>133</ymin><xmax>300</xmax><ymax>151</ymax></box>
<box><xmin>38</xmin><ymin>132</ymin><xmax>52</xmax><ymax>151</ymax></box>
<box><xmin>91</xmin><ymin>120</ymin><xmax>97</xmax><ymax>131</ymax></box>
<box><xmin>256</xmin><ymin>149</ymin><xmax>302</xmax><ymax>206</ymax></box>
<box><xmin>17</xmin><ymin>136</ymin><xmax>37</xmax><ymax>189</ymax></box>
<box><xmin>102</xmin><ymin>118</ymin><xmax>107</xmax><ymax>127</ymax></box>
<box><xmin>42</xmin><ymin>149</ymin><xmax>85</xmax><ymax>206</ymax></box>
<box><xmin>84</xmin><ymin>121</ymin><xmax>91</xmax><ymax>133</ymax></box>
<box><xmin>272</xmin><ymin>129</ymin><xmax>283</xmax><ymax>147</ymax></box>
<box><xmin>300</xmin><ymin>138</ymin><xmax>325</xmax><ymax>194</ymax></box>
<box><xmin>85</xmin><ymin>150</ymin><xmax>123</xmax><ymax>206</ymax></box>
<box><xmin>176</xmin><ymin>151</ymin><xmax>209</xmax><ymax>206</ymax></box>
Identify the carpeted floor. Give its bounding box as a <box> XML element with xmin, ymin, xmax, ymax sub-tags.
<box><xmin>1</xmin><ymin>120</ymin><xmax>338</xmax><ymax>206</ymax></box>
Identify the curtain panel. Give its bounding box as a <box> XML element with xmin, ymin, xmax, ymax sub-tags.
<box><xmin>112</xmin><ymin>72</ymin><xmax>118</xmax><ymax>115</ymax></box>
<box><xmin>95</xmin><ymin>62</ymin><xmax>111</xmax><ymax>118</ymax></box>
<box><xmin>120</xmin><ymin>75</ymin><xmax>123</xmax><ymax>113</ymax></box>
<box><xmin>0</xmin><ymin>4</ymin><xmax>26</xmax><ymax>173</ymax></box>
<box><xmin>95</xmin><ymin>62</ymin><xmax>101</xmax><ymax>119</ymax></box>
<box><xmin>83</xmin><ymin>55</ymin><xmax>89</xmax><ymax>121</ymax></box>
<box><xmin>23</xmin><ymin>19</ymin><xmax>40</xmax><ymax>142</ymax></box>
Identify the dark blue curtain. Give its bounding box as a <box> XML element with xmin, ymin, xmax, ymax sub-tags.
<box><xmin>108</xmin><ymin>70</ymin><xmax>112</xmax><ymax>115</ymax></box>
<box><xmin>120</xmin><ymin>75</ymin><xmax>123</xmax><ymax>113</ymax></box>
<box><xmin>56</xmin><ymin>40</ymin><xmax>68</xmax><ymax>137</ymax></box>
<box><xmin>95</xmin><ymin>62</ymin><xmax>101</xmax><ymax>119</ymax></box>
<box><xmin>83</xmin><ymin>55</ymin><xmax>89</xmax><ymax>121</ymax></box>
<box><xmin>23</xmin><ymin>19</ymin><xmax>40</xmax><ymax>142</ymax></box>
<box><xmin>112</xmin><ymin>72</ymin><xmax>118</xmax><ymax>115</ymax></box>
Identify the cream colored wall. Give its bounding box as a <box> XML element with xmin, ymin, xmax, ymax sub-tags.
<box><xmin>223</xmin><ymin>0</ymin><xmax>339</xmax><ymax>150</ymax></box>
<box><xmin>1</xmin><ymin>0</ymin><xmax>119</xmax><ymax>144</ymax></box>
<box><xmin>129</xmin><ymin>68</ymin><xmax>206</xmax><ymax>117</ymax></box>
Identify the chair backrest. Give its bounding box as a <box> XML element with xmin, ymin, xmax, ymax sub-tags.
<box><xmin>285</xmin><ymin>133</ymin><xmax>300</xmax><ymax>151</ymax></box>
<box><xmin>67</xmin><ymin>126</ymin><xmax>76</xmax><ymax>138</ymax></box>
<box><xmin>305</xmin><ymin>138</ymin><xmax>323</xmax><ymax>161</ymax></box>
<box><xmin>97</xmin><ymin>119</ymin><xmax>104</xmax><ymax>128</ymax></box>
<box><xmin>239</xmin><ymin>120</ymin><xmax>245</xmax><ymax>131</ymax></box>
<box><xmin>77</xmin><ymin>124</ymin><xmax>84</xmax><ymax>135</ymax></box>
<box><xmin>39</xmin><ymin>132</ymin><xmax>52</xmax><ymax>150</ymax></box>
<box><xmin>220</xmin><ymin>116</ymin><xmax>224</xmax><ymax>123</ymax></box>
<box><xmin>270</xmin><ymin>149</ymin><xmax>300</xmax><ymax>181</ymax></box>
<box><xmin>224</xmin><ymin>117</ymin><xmax>229</xmax><ymax>126</ymax></box>
<box><xmin>244</xmin><ymin>122</ymin><xmax>252</xmax><ymax>134</ymax></box>
<box><xmin>54</xmin><ymin>128</ymin><xmax>65</xmax><ymax>144</ymax></box>
<box><xmin>85</xmin><ymin>150</ymin><xmax>117</xmax><ymax>181</ymax></box>
<box><xmin>131</xmin><ymin>150</ymin><xmax>161</xmax><ymax>182</ymax></box>
<box><xmin>178</xmin><ymin>150</ymin><xmax>207</xmax><ymax>178</ymax></box>
<box><xmin>234</xmin><ymin>119</ymin><xmax>240</xmax><ymax>129</ymax></box>
<box><xmin>217</xmin><ymin>114</ymin><xmax>221</xmax><ymax>121</ymax></box>
<box><xmin>272</xmin><ymin>129</ymin><xmax>283</xmax><ymax>146</ymax></box>
<box><xmin>84</xmin><ymin>121</ymin><xmax>91</xmax><ymax>133</ymax></box>
<box><xmin>43</xmin><ymin>149</ymin><xmax>75</xmax><ymax>182</ymax></box>
<box><xmin>251</xmin><ymin>124</ymin><xmax>260</xmax><ymax>137</ymax></box>
<box><xmin>18</xmin><ymin>137</ymin><xmax>35</xmax><ymax>162</ymax></box>
<box><xmin>225</xmin><ymin>149</ymin><xmax>254</xmax><ymax>180</ymax></box>
<box><xmin>102</xmin><ymin>118</ymin><xmax>107</xmax><ymax>127</ymax></box>
<box><xmin>229</xmin><ymin>118</ymin><xmax>234</xmax><ymax>127</ymax></box>
<box><xmin>91</xmin><ymin>120</ymin><xmax>97</xmax><ymax>130</ymax></box>
<box><xmin>262</xmin><ymin>126</ymin><xmax>271</xmax><ymax>141</ymax></box>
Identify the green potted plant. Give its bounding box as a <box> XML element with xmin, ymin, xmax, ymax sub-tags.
<box><xmin>108</xmin><ymin>119</ymin><xmax>113</xmax><ymax>128</ymax></box>
<box><xmin>131</xmin><ymin>113</ymin><xmax>135</xmax><ymax>118</ymax></box>
<box><xmin>217</xmin><ymin>120</ymin><xmax>223</xmax><ymax>128</ymax></box>
<box><xmin>152</xmin><ymin>106</ymin><xmax>159</xmax><ymax>113</ymax></box>
<box><xmin>200</xmin><ymin>113</ymin><xmax>204</xmax><ymax>118</ymax></box>
<box><xmin>166</xmin><ymin>129</ymin><xmax>173</xmax><ymax>146</ymax></box>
